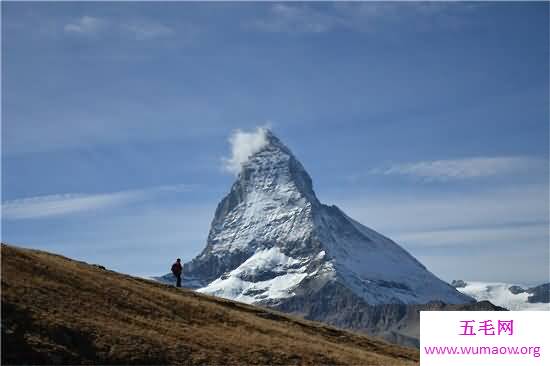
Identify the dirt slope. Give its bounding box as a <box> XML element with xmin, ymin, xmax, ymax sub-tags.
<box><xmin>1</xmin><ymin>243</ymin><xmax>419</xmax><ymax>365</ymax></box>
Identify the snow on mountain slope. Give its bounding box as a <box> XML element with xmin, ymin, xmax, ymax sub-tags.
<box><xmin>456</xmin><ymin>281</ymin><xmax>550</xmax><ymax>311</ymax></box>
<box><xmin>197</xmin><ymin>247</ymin><xmax>333</xmax><ymax>303</ymax></box>
<box><xmin>310</xmin><ymin>206</ymin><xmax>466</xmax><ymax>304</ymax></box>
<box><xmin>168</xmin><ymin>128</ymin><xmax>473</xmax><ymax>306</ymax></box>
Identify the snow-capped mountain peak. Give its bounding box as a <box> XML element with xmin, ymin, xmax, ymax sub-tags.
<box><xmin>203</xmin><ymin>130</ymin><xmax>319</xmax><ymax>258</ymax></box>
<box><xmin>177</xmin><ymin>130</ymin><xmax>473</xmax><ymax>306</ymax></box>
<box><xmin>231</xmin><ymin>129</ymin><xmax>318</xmax><ymax>205</ymax></box>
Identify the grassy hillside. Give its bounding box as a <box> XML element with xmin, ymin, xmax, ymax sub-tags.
<box><xmin>1</xmin><ymin>243</ymin><xmax>419</xmax><ymax>365</ymax></box>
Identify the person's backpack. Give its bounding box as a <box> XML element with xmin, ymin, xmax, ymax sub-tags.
<box><xmin>171</xmin><ymin>263</ymin><xmax>181</xmax><ymax>275</ymax></box>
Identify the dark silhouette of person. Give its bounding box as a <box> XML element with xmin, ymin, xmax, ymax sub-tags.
<box><xmin>171</xmin><ymin>258</ymin><xmax>183</xmax><ymax>287</ymax></box>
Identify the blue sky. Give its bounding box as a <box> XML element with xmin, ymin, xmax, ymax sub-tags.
<box><xmin>2</xmin><ymin>2</ymin><xmax>548</xmax><ymax>284</ymax></box>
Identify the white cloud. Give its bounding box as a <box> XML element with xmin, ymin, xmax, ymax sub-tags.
<box><xmin>393</xmin><ymin>224</ymin><xmax>548</xmax><ymax>248</ymax></box>
<box><xmin>398</xmin><ymin>224</ymin><xmax>549</xmax><ymax>282</ymax></box>
<box><xmin>1</xmin><ymin>184</ymin><xmax>189</xmax><ymax>220</ymax></box>
<box><xmin>335</xmin><ymin>184</ymin><xmax>548</xmax><ymax>235</ymax></box>
<box><xmin>373</xmin><ymin>156</ymin><xmax>546</xmax><ymax>181</ymax></box>
<box><xmin>222</xmin><ymin>127</ymin><xmax>269</xmax><ymax>175</ymax></box>
<box><xmin>121</xmin><ymin>22</ymin><xmax>174</xmax><ymax>40</ymax></box>
<box><xmin>63</xmin><ymin>16</ymin><xmax>174</xmax><ymax>40</ymax></box>
<box><xmin>249</xmin><ymin>4</ymin><xmax>336</xmax><ymax>34</ymax></box>
<box><xmin>64</xmin><ymin>16</ymin><xmax>105</xmax><ymax>35</ymax></box>
<box><xmin>2</xmin><ymin>201</ymin><xmax>216</xmax><ymax>277</ymax></box>
<box><xmin>247</xmin><ymin>2</ymin><xmax>481</xmax><ymax>34</ymax></box>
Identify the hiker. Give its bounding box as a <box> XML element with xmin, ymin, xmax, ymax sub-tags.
<box><xmin>171</xmin><ymin>258</ymin><xmax>183</xmax><ymax>288</ymax></box>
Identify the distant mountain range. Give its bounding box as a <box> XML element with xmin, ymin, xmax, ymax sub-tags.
<box><xmin>452</xmin><ymin>280</ymin><xmax>550</xmax><ymax>311</ymax></box>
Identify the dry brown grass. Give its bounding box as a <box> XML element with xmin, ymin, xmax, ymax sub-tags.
<box><xmin>1</xmin><ymin>243</ymin><xmax>419</xmax><ymax>365</ymax></box>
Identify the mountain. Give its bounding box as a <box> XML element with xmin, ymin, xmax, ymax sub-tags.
<box><xmin>1</xmin><ymin>243</ymin><xmax>419</xmax><ymax>365</ymax></box>
<box><xmin>452</xmin><ymin>280</ymin><xmax>550</xmax><ymax>311</ymax></box>
<box><xmin>155</xmin><ymin>130</ymin><xmax>484</xmax><ymax>347</ymax></box>
<box><xmin>169</xmin><ymin>130</ymin><xmax>472</xmax><ymax>307</ymax></box>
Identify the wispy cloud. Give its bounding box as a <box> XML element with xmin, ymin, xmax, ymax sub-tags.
<box><xmin>371</xmin><ymin>156</ymin><xmax>546</xmax><ymax>181</ymax></box>
<box><xmin>248</xmin><ymin>3</ymin><xmax>336</xmax><ymax>34</ymax></box>
<box><xmin>2</xmin><ymin>202</ymin><xmax>216</xmax><ymax>277</ymax></box>
<box><xmin>336</xmin><ymin>184</ymin><xmax>548</xmax><ymax>235</ymax></box>
<box><xmin>64</xmin><ymin>16</ymin><xmax>105</xmax><ymax>35</ymax></box>
<box><xmin>121</xmin><ymin>22</ymin><xmax>174</xmax><ymax>41</ymax></box>
<box><xmin>222</xmin><ymin>126</ymin><xmax>270</xmax><ymax>175</ymax></box>
<box><xmin>393</xmin><ymin>224</ymin><xmax>548</xmax><ymax>248</ymax></box>
<box><xmin>63</xmin><ymin>16</ymin><xmax>174</xmax><ymax>40</ymax></box>
<box><xmin>397</xmin><ymin>220</ymin><xmax>549</xmax><ymax>282</ymax></box>
<box><xmin>247</xmin><ymin>2</ymin><xmax>481</xmax><ymax>34</ymax></box>
<box><xmin>2</xmin><ymin>184</ymin><xmax>190</xmax><ymax>220</ymax></box>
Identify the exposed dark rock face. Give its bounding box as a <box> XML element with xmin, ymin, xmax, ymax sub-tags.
<box><xmin>508</xmin><ymin>285</ymin><xmax>526</xmax><ymax>295</ymax></box>
<box><xmin>451</xmin><ymin>280</ymin><xmax>468</xmax><ymax>288</ymax></box>
<box><xmin>527</xmin><ymin>283</ymin><xmax>550</xmax><ymax>303</ymax></box>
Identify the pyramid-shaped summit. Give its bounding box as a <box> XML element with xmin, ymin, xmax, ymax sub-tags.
<box><xmin>178</xmin><ymin>130</ymin><xmax>473</xmax><ymax>306</ymax></box>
